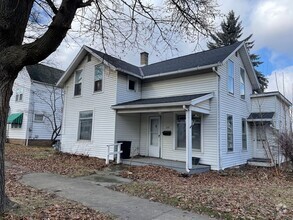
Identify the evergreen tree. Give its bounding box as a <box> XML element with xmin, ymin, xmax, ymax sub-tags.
<box><xmin>207</xmin><ymin>10</ymin><xmax>268</xmax><ymax>92</ymax></box>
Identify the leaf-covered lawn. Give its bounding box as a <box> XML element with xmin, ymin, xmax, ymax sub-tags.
<box><xmin>5</xmin><ymin>144</ymin><xmax>106</xmax><ymax>177</ymax></box>
<box><xmin>4</xmin><ymin>164</ymin><xmax>112</xmax><ymax>220</ymax></box>
<box><xmin>113</xmin><ymin>165</ymin><xmax>293</xmax><ymax>219</ymax></box>
<box><xmin>4</xmin><ymin>144</ymin><xmax>112</xmax><ymax>219</ymax></box>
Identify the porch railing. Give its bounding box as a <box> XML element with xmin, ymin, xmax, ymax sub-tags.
<box><xmin>106</xmin><ymin>143</ymin><xmax>123</xmax><ymax>165</ymax></box>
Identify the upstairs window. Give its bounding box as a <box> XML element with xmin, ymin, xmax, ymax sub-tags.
<box><xmin>94</xmin><ymin>64</ymin><xmax>103</xmax><ymax>92</ymax></box>
<box><xmin>227</xmin><ymin>115</ymin><xmax>233</xmax><ymax>152</ymax></box>
<box><xmin>129</xmin><ymin>79</ymin><xmax>136</xmax><ymax>91</ymax></box>
<box><xmin>15</xmin><ymin>88</ymin><xmax>23</xmax><ymax>102</ymax></box>
<box><xmin>240</xmin><ymin>68</ymin><xmax>245</xmax><ymax>99</ymax></box>
<box><xmin>228</xmin><ymin>60</ymin><xmax>234</xmax><ymax>94</ymax></box>
<box><xmin>74</xmin><ymin>70</ymin><xmax>82</xmax><ymax>96</ymax></box>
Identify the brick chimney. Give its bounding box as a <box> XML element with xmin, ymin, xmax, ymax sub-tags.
<box><xmin>140</xmin><ymin>52</ymin><xmax>149</xmax><ymax>66</ymax></box>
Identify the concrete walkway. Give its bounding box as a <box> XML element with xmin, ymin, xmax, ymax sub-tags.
<box><xmin>21</xmin><ymin>173</ymin><xmax>215</xmax><ymax>220</ymax></box>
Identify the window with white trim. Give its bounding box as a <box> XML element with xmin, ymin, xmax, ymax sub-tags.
<box><xmin>34</xmin><ymin>114</ymin><xmax>44</xmax><ymax>122</ymax></box>
<box><xmin>11</xmin><ymin>124</ymin><xmax>21</xmax><ymax>128</ymax></box>
<box><xmin>176</xmin><ymin>113</ymin><xmax>201</xmax><ymax>150</ymax></box>
<box><xmin>78</xmin><ymin>111</ymin><xmax>93</xmax><ymax>140</ymax></box>
<box><xmin>240</xmin><ymin>67</ymin><xmax>245</xmax><ymax>99</ymax></box>
<box><xmin>74</xmin><ymin>70</ymin><xmax>82</xmax><ymax>96</ymax></box>
<box><xmin>227</xmin><ymin>115</ymin><xmax>233</xmax><ymax>152</ymax></box>
<box><xmin>15</xmin><ymin>88</ymin><xmax>23</xmax><ymax>102</ymax></box>
<box><xmin>228</xmin><ymin>60</ymin><xmax>234</xmax><ymax>94</ymax></box>
<box><xmin>242</xmin><ymin>118</ymin><xmax>247</xmax><ymax>151</ymax></box>
<box><xmin>94</xmin><ymin>64</ymin><xmax>103</xmax><ymax>92</ymax></box>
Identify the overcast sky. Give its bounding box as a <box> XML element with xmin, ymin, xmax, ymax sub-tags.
<box><xmin>48</xmin><ymin>0</ymin><xmax>293</xmax><ymax>102</ymax></box>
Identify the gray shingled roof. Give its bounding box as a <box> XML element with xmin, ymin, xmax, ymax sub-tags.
<box><xmin>113</xmin><ymin>93</ymin><xmax>208</xmax><ymax>107</ymax></box>
<box><xmin>89</xmin><ymin>41</ymin><xmax>243</xmax><ymax>78</ymax></box>
<box><xmin>247</xmin><ymin>112</ymin><xmax>275</xmax><ymax>120</ymax></box>
<box><xmin>26</xmin><ymin>64</ymin><xmax>64</xmax><ymax>85</ymax></box>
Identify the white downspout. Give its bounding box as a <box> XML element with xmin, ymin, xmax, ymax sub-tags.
<box><xmin>183</xmin><ymin>105</ymin><xmax>192</xmax><ymax>173</ymax></box>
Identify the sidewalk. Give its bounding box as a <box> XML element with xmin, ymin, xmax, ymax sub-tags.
<box><xmin>21</xmin><ymin>173</ymin><xmax>215</xmax><ymax>220</ymax></box>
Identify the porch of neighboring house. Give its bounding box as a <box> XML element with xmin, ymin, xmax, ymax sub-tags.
<box><xmin>122</xmin><ymin>157</ymin><xmax>211</xmax><ymax>174</ymax></box>
<box><xmin>247</xmin><ymin>112</ymin><xmax>282</xmax><ymax>167</ymax></box>
<box><xmin>112</xmin><ymin>93</ymin><xmax>215</xmax><ymax>173</ymax></box>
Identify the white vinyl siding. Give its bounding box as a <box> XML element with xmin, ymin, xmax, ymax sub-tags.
<box><xmin>228</xmin><ymin>60</ymin><xmax>234</xmax><ymax>94</ymax></box>
<box><xmin>116</xmin><ymin>73</ymin><xmax>141</xmax><ymax>104</ymax></box>
<box><xmin>219</xmin><ymin>50</ymin><xmax>253</xmax><ymax>169</ymax></box>
<box><xmin>61</xmin><ymin>55</ymin><xmax>117</xmax><ymax>158</ymax></box>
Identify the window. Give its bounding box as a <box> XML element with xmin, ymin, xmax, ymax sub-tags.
<box><xmin>87</xmin><ymin>54</ymin><xmax>91</xmax><ymax>62</ymax></box>
<box><xmin>176</xmin><ymin>114</ymin><xmax>201</xmax><ymax>150</ymax></box>
<box><xmin>227</xmin><ymin>115</ymin><xmax>233</xmax><ymax>152</ymax></box>
<box><xmin>15</xmin><ymin>88</ymin><xmax>23</xmax><ymax>102</ymax></box>
<box><xmin>240</xmin><ymin>68</ymin><xmax>245</xmax><ymax>99</ymax></box>
<box><xmin>228</xmin><ymin>60</ymin><xmax>234</xmax><ymax>94</ymax></box>
<box><xmin>11</xmin><ymin>124</ymin><xmax>21</xmax><ymax>128</ymax></box>
<box><xmin>74</xmin><ymin>70</ymin><xmax>82</xmax><ymax>96</ymax></box>
<box><xmin>242</xmin><ymin>119</ymin><xmax>247</xmax><ymax>151</ymax></box>
<box><xmin>129</xmin><ymin>80</ymin><xmax>136</xmax><ymax>91</ymax></box>
<box><xmin>78</xmin><ymin>111</ymin><xmax>93</xmax><ymax>140</ymax></box>
<box><xmin>94</xmin><ymin>64</ymin><xmax>103</xmax><ymax>92</ymax></box>
<box><xmin>34</xmin><ymin>114</ymin><xmax>44</xmax><ymax>122</ymax></box>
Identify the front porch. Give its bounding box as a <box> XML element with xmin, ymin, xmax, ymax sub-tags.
<box><xmin>122</xmin><ymin>157</ymin><xmax>211</xmax><ymax>174</ymax></box>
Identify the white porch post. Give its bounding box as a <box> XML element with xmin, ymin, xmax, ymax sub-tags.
<box><xmin>185</xmin><ymin>107</ymin><xmax>192</xmax><ymax>172</ymax></box>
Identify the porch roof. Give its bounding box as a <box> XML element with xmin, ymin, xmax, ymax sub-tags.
<box><xmin>112</xmin><ymin>93</ymin><xmax>209</xmax><ymax>109</ymax></box>
<box><xmin>247</xmin><ymin>112</ymin><xmax>274</xmax><ymax>122</ymax></box>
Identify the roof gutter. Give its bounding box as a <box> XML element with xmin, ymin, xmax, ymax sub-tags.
<box><xmin>142</xmin><ymin>63</ymin><xmax>222</xmax><ymax>79</ymax></box>
<box><xmin>112</xmin><ymin>101</ymin><xmax>192</xmax><ymax>109</ymax></box>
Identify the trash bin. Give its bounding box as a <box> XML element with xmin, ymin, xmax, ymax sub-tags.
<box><xmin>192</xmin><ymin>157</ymin><xmax>200</xmax><ymax>165</ymax></box>
<box><xmin>117</xmin><ymin>141</ymin><xmax>131</xmax><ymax>159</ymax></box>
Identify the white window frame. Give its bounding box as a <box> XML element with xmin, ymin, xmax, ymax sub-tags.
<box><xmin>242</xmin><ymin>118</ymin><xmax>247</xmax><ymax>151</ymax></box>
<box><xmin>174</xmin><ymin>113</ymin><xmax>202</xmax><ymax>151</ymax></box>
<box><xmin>78</xmin><ymin>110</ymin><xmax>93</xmax><ymax>141</ymax></box>
<box><xmin>227</xmin><ymin>114</ymin><xmax>234</xmax><ymax>152</ymax></box>
<box><xmin>240</xmin><ymin>67</ymin><xmax>246</xmax><ymax>99</ymax></box>
<box><xmin>228</xmin><ymin>60</ymin><xmax>234</xmax><ymax>94</ymax></box>
<box><xmin>94</xmin><ymin>64</ymin><xmax>104</xmax><ymax>93</ymax></box>
<box><xmin>34</xmin><ymin>114</ymin><xmax>44</xmax><ymax>122</ymax></box>
<box><xmin>74</xmin><ymin>70</ymin><xmax>83</xmax><ymax>96</ymax></box>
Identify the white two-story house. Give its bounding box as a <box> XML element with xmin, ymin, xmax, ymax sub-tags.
<box><xmin>7</xmin><ymin>64</ymin><xmax>64</xmax><ymax>146</ymax></box>
<box><xmin>57</xmin><ymin>42</ymin><xmax>291</xmax><ymax>171</ymax></box>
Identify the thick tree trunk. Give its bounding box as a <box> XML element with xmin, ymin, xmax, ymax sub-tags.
<box><xmin>0</xmin><ymin>73</ymin><xmax>15</xmax><ymax>214</ymax></box>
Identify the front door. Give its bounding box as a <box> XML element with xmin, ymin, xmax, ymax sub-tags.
<box><xmin>254</xmin><ymin>125</ymin><xmax>268</xmax><ymax>158</ymax></box>
<box><xmin>149</xmin><ymin>117</ymin><xmax>160</xmax><ymax>157</ymax></box>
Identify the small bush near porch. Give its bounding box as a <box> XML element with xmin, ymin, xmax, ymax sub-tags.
<box><xmin>113</xmin><ymin>165</ymin><xmax>293</xmax><ymax>219</ymax></box>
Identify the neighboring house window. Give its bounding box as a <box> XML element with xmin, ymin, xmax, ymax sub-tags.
<box><xmin>94</xmin><ymin>64</ymin><xmax>103</xmax><ymax>92</ymax></box>
<box><xmin>227</xmin><ymin>115</ymin><xmax>233</xmax><ymax>152</ymax></box>
<box><xmin>78</xmin><ymin>110</ymin><xmax>93</xmax><ymax>140</ymax></box>
<box><xmin>11</xmin><ymin>124</ymin><xmax>21</xmax><ymax>128</ymax></box>
<box><xmin>228</xmin><ymin>60</ymin><xmax>234</xmax><ymax>94</ymax></box>
<box><xmin>240</xmin><ymin>67</ymin><xmax>245</xmax><ymax>99</ymax></box>
<box><xmin>176</xmin><ymin>114</ymin><xmax>201</xmax><ymax>150</ymax></box>
<box><xmin>15</xmin><ymin>88</ymin><xmax>23</xmax><ymax>102</ymax></box>
<box><xmin>34</xmin><ymin>114</ymin><xmax>44</xmax><ymax>122</ymax></box>
<box><xmin>242</xmin><ymin>119</ymin><xmax>247</xmax><ymax>151</ymax></box>
<box><xmin>74</xmin><ymin>70</ymin><xmax>82</xmax><ymax>96</ymax></box>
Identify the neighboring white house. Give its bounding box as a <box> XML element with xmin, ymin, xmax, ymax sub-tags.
<box><xmin>57</xmin><ymin>41</ymin><xmax>292</xmax><ymax>171</ymax></box>
<box><xmin>7</xmin><ymin>64</ymin><xmax>64</xmax><ymax>146</ymax></box>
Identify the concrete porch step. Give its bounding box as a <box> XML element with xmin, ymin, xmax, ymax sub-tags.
<box><xmin>247</xmin><ymin>158</ymin><xmax>274</xmax><ymax>167</ymax></box>
<box><xmin>122</xmin><ymin>157</ymin><xmax>210</xmax><ymax>174</ymax></box>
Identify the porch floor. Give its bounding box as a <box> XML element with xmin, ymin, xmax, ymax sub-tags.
<box><xmin>121</xmin><ymin>157</ymin><xmax>210</xmax><ymax>174</ymax></box>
